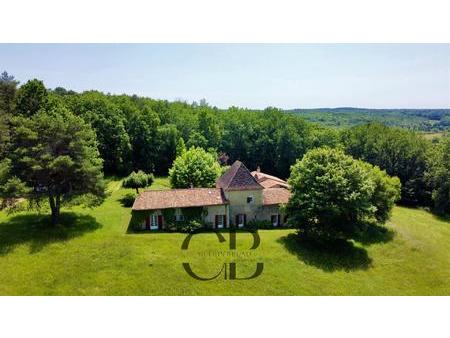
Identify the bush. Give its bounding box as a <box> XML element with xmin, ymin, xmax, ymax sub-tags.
<box><xmin>180</xmin><ymin>220</ymin><xmax>204</xmax><ymax>233</ymax></box>
<box><xmin>163</xmin><ymin>222</ymin><xmax>178</xmax><ymax>232</ymax></box>
<box><xmin>246</xmin><ymin>220</ymin><xmax>275</xmax><ymax>229</ymax></box>
<box><xmin>119</xmin><ymin>193</ymin><xmax>137</xmax><ymax>208</ymax></box>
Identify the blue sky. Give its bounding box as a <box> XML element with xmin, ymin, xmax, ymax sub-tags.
<box><xmin>1</xmin><ymin>44</ymin><xmax>449</xmax><ymax>109</ymax></box>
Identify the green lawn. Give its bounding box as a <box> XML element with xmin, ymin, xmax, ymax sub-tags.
<box><xmin>0</xmin><ymin>178</ymin><xmax>449</xmax><ymax>295</ymax></box>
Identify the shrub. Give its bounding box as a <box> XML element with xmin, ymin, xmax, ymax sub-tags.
<box><xmin>246</xmin><ymin>220</ymin><xmax>274</xmax><ymax>229</ymax></box>
<box><xmin>119</xmin><ymin>193</ymin><xmax>136</xmax><ymax>208</ymax></box>
<box><xmin>180</xmin><ymin>219</ymin><xmax>204</xmax><ymax>233</ymax></box>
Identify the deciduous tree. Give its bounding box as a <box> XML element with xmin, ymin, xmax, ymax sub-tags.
<box><xmin>286</xmin><ymin>147</ymin><xmax>400</xmax><ymax>241</ymax></box>
<box><xmin>425</xmin><ymin>133</ymin><xmax>450</xmax><ymax>214</ymax></box>
<box><xmin>169</xmin><ymin>147</ymin><xmax>222</xmax><ymax>188</ymax></box>
<box><xmin>122</xmin><ymin>170</ymin><xmax>154</xmax><ymax>193</ymax></box>
<box><xmin>342</xmin><ymin>122</ymin><xmax>428</xmax><ymax>205</ymax></box>
<box><xmin>14</xmin><ymin>79</ymin><xmax>48</xmax><ymax>117</ymax></box>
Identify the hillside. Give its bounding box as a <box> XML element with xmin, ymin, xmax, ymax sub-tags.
<box><xmin>287</xmin><ymin>107</ymin><xmax>450</xmax><ymax>132</ymax></box>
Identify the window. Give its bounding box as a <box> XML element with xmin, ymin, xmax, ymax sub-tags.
<box><xmin>151</xmin><ymin>214</ymin><xmax>158</xmax><ymax>229</ymax></box>
<box><xmin>218</xmin><ymin>215</ymin><xmax>225</xmax><ymax>226</ymax></box>
<box><xmin>237</xmin><ymin>214</ymin><xmax>246</xmax><ymax>227</ymax></box>
<box><xmin>247</xmin><ymin>196</ymin><xmax>254</xmax><ymax>204</ymax></box>
<box><xmin>176</xmin><ymin>213</ymin><xmax>184</xmax><ymax>221</ymax></box>
<box><xmin>216</xmin><ymin>215</ymin><xmax>226</xmax><ymax>228</ymax></box>
<box><xmin>271</xmin><ymin>214</ymin><xmax>280</xmax><ymax>227</ymax></box>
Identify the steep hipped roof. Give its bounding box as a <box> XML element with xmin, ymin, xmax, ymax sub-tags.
<box><xmin>216</xmin><ymin>161</ymin><xmax>263</xmax><ymax>191</ymax></box>
<box><xmin>262</xmin><ymin>188</ymin><xmax>291</xmax><ymax>205</ymax></box>
<box><xmin>132</xmin><ymin>188</ymin><xmax>228</xmax><ymax>211</ymax></box>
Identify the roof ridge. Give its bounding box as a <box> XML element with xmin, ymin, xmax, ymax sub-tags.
<box><xmin>142</xmin><ymin>187</ymin><xmax>221</xmax><ymax>193</ymax></box>
<box><xmin>251</xmin><ymin>171</ymin><xmax>287</xmax><ymax>183</ymax></box>
<box><xmin>216</xmin><ymin>161</ymin><xmax>263</xmax><ymax>190</ymax></box>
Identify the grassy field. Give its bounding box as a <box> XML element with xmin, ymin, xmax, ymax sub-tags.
<box><xmin>0</xmin><ymin>178</ymin><xmax>449</xmax><ymax>295</ymax></box>
<box><xmin>421</xmin><ymin>132</ymin><xmax>444</xmax><ymax>141</ymax></box>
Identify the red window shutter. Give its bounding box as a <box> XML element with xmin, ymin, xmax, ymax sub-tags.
<box><xmin>224</xmin><ymin>215</ymin><xmax>227</xmax><ymax>228</ymax></box>
<box><xmin>243</xmin><ymin>214</ymin><xmax>247</xmax><ymax>226</ymax></box>
<box><xmin>158</xmin><ymin>215</ymin><xmax>163</xmax><ymax>229</ymax></box>
<box><xmin>215</xmin><ymin>215</ymin><xmax>218</xmax><ymax>228</ymax></box>
<box><xmin>145</xmin><ymin>216</ymin><xmax>150</xmax><ymax>229</ymax></box>
<box><xmin>277</xmin><ymin>214</ymin><xmax>281</xmax><ymax>226</ymax></box>
<box><xmin>235</xmin><ymin>215</ymin><xmax>239</xmax><ymax>226</ymax></box>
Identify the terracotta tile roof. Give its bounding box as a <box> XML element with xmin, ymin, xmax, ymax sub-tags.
<box><xmin>251</xmin><ymin>171</ymin><xmax>290</xmax><ymax>189</ymax></box>
<box><xmin>251</xmin><ymin>171</ymin><xmax>287</xmax><ymax>184</ymax></box>
<box><xmin>259</xmin><ymin>179</ymin><xmax>290</xmax><ymax>189</ymax></box>
<box><xmin>262</xmin><ymin>188</ymin><xmax>291</xmax><ymax>205</ymax></box>
<box><xmin>216</xmin><ymin>161</ymin><xmax>263</xmax><ymax>191</ymax></box>
<box><xmin>132</xmin><ymin>188</ymin><xmax>228</xmax><ymax>211</ymax></box>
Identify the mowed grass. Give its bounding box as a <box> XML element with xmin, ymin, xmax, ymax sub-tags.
<box><xmin>0</xmin><ymin>178</ymin><xmax>449</xmax><ymax>295</ymax></box>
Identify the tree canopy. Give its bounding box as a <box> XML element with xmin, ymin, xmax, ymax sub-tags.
<box><xmin>425</xmin><ymin>133</ymin><xmax>450</xmax><ymax>214</ymax></box>
<box><xmin>169</xmin><ymin>147</ymin><xmax>222</xmax><ymax>188</ymax></box>
<box><xmin>1</xmin><ymin>72</ymin><xmax>447</xmax><ymax>218</ymax></box>
<box><xmin>4</xmin><ymin>107</ymin><xmax>105</xmax><ymax>225</ymax></box>
<box><xmin>122</xmin><ymin>170</ymin><xmax>154</xmax><ymax>193</ymax></box>
<box><xmin>286</xmin><ymin>147</ymin><xmax>401</xmax><ymax>241</ymax></box>
<box><xmin>14</xmin><ymin>79</ymin><xmax>48</xmax><ymax>117</ymax></box>
<box><xmin>342</xmin><ymin>122</ymin><xmax>429</xmax><ymax>205</ymax></box>
<box><xmin>0</xmin><ymin>71</ymin><xmax>19</xmax><ymax>158</ymax></box>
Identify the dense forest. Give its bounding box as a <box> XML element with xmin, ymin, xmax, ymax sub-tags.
<box><xmin>289</xmin><ymin>107</ymin><xmax>450</xmax><ymax>132</ymax></box>
<box><xmin>1</xmin><ymin>72</ymin><xmax>449</xmax><ymax>215</ymax></box>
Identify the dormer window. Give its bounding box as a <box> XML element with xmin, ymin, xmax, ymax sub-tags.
<box><xmin>247</xmin><ymin>196</ymin><xmax>254</xmax><ymax>204</ymax></box>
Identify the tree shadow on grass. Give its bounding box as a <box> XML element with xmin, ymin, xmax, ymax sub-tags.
<box><xmin>0</xmin><ymin>212</ymin><xmax>102</xmax><ymax>255</ymax></box>
<box><xmin>351</xmin><ymin>224</ymin><xmax>395</xmax><ymax>245</ymax></box>
<box><xmin>118</xmin><ymin>193</ymin><xmax>136</xmax><ymax>208</ymax></box>
<box><xmin>278</xmin><ymin>233</ymin><xmax>373</xmax><ymax>272</ymax></box>
<box><xmin>431</xmin><ymin>212</ymin><xmax>450</xmax><ymax>224</ymax></box>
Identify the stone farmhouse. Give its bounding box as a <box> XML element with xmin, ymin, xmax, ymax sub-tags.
<box><xmin>132</xmin><ymin>161</ymin><xmax>291</xmax><ymax>230</ymax></box>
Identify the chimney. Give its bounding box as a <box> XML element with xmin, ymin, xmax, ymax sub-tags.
<box><xmin>256</xmin><ymin>166</ymin><xmax>261</xmax><ymax>173</ymax></box>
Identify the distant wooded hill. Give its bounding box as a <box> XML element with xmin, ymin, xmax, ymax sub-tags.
<box><xmin>286</xmin><ymin>108</ymin><xmax>450</xmax><ymax>132</ymax></box>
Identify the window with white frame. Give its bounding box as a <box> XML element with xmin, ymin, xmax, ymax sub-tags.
<box><xmin>217</xmin><ymin>215</ymin><xmax>225</xmax><ymax>228</ymax></box>
<box><xmin>247</xmin><ymin>196</ymin><xmax>254</xmax><ymax>204</ymax></box>
<box><xmin>151</xmin><ymin>214</ymin><xmax>158</xmax><ymax>229</ymax></box>
<box><xmin>271</xmin><ymin>214</ymin><xmax>280</xmax><ymax>226</ymax></box>
<box><xmin>237</xmin><ymin>214</ymin><xmax>245</xmax><ymax>227</ymax></box>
